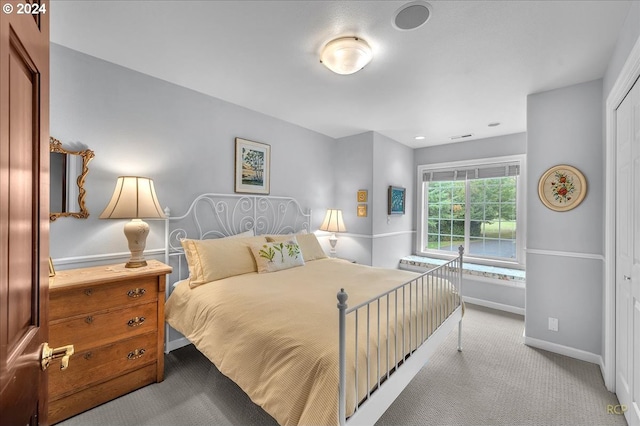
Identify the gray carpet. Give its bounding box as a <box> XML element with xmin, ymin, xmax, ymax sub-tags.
<box><xmin>58</xmin><ymin>304</ymin><xmax>626</xmax><ymax>426</ymax></box>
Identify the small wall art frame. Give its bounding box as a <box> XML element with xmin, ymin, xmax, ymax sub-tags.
<box><xmin>357</xmin><ymin>190</ymin><xmax>368</xmax><ymax>203</ymax></box>
<box><xmin>537</xmin><ymin>164</ymin><xmax>587</xmax><ymax>212</ymax></box>
<box><xmin>235</xmin><ymin>138</ymin><xmax>270</xmax><ymax>195</ymax></box>
<box><xmin>357</xmin><ymin>204</ymin><xmax>367</xmax><ymax>217</ymax></box>
<box><xmin>388</xmin><ymin>185</ymin><xmax>406</xmax><ymax>215</ymax></box>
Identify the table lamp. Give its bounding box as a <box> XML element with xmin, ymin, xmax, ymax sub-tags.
<box><xmin>319</xmin><ymin>209</ymin><xmax>347</xmax><ymax>257</ymax></box>
<box><xmin>100</xmin><ymin>176</ymin><xmax>166</xmax><ymax>268</ymax></box>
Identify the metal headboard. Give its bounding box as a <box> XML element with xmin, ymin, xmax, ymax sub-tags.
<box><xmin>162</xmin><ymin>193</ymin><xmax>311</xmax><ymax>353</ymax></box>
<box><xmin>164</xmin><ymin>193</ymin><xmax>311</xmax><ymax>288</ymax></box>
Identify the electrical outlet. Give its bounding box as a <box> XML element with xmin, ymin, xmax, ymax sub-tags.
<box><xmin>548</xmin><ymin>317</ymin><xmax>559</xmax><ymax>332</ymax></box>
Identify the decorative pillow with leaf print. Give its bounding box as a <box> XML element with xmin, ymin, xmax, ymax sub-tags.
<box><xmin>250</xmin><ymin>237</ymin><xmax>305</xmax><ymax>273</ymax></box>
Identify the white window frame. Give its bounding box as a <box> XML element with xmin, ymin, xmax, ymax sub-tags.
<box><xmin>416</xmin><ymin>154</ymin><xmax>526</xmax><ymax>269</ymax></box>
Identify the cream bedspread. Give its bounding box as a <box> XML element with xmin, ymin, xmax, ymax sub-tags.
<box><xmin>165</xmin><ymin>258</ymin><xmax>460</xmax><ymax>426</ymax></box>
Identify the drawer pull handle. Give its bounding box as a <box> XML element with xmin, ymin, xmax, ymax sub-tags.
<box><xmin>127</xmin><ymin>288</ymin><xmax>146</xmax><ymax>298</ymax></box>
<box><xmin>84</xmin><ymin>352</ymin><xmax>93</xmax><ymax>360</ymax></box>
<box><xmin>84</xmin><ymin>289</ymin><xmax>93</xmax><ymax>296</ymax></box>
<box><xmin>85</xmin><ymin>316</ymin><xmax>94</xmax><ymax>324</ymax></box>
<box><xmin>127</xmin><ymin>348</ymin><xmax>146</xmax><ymax>360</ymax></box>
<box><xmin>127</xmin><ymin>316</ymin><xmax>145</xmax><ymax>327</ymax></box>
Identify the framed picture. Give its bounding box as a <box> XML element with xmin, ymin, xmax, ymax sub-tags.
<box><xmin>357</xmin><ymin>204</ymin><xmax>367</xmax><ymax>217</ymax></box>
<box><xmin>357</xmin><ymin>190</ymin><xmax>368</xmax><ymax>203</ymax></box>
<box><xmin>388</xmin><ymin>186</ymin><xmax>406</xmax><ymax>215</ymax></box>
<box><xmin>538</xmin><ymin>164</ymin><xmax>587</xmax><ymax>212</ymax></box>
<box><xmin>235</xmin><ymin>138</ymin><xmax>270</xmax><ymax>194</ymax></box>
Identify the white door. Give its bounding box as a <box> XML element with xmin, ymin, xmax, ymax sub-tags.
<box><xmin>616</xmin><ymin>75</ymin><xmax>640</xmax><ymax>426</ymax></box>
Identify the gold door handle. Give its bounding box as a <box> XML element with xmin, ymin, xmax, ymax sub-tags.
<box><xmin>41</xmin><ymin>342</ymin><xmax>74</xmax><ymax>371</ymax></box>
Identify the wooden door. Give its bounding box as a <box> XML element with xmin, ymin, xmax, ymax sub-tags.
<box><xmin>0</xmin><ymin>2</ymin><xmax>50</xmax><ymax>425</ymax></box>
<box><xmin>616</xmin><ymin>75</ymin><xmax>640</xmax><ymax>426</ymax></box>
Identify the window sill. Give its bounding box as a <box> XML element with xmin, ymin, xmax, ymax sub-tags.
<box><xmin>399</xmin><ymin>255</ymin><xmax>526</xmax><ymax>286</ymax></box>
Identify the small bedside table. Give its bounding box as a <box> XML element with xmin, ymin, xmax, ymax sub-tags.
<box><xmin>47</xmin><ymin>260</ymin><xmax>172</xmax><ymax>424</ymax></box>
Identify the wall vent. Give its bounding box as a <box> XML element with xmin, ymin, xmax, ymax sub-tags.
<box><xmin>450</xmin><ymin>134</ymin><xmax>473</xmax><ymax>140</ymax></box>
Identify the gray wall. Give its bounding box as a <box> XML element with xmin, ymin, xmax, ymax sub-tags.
<box><xmin>603</xmin><ymin>1</ymin><xmax>640</xmax><ymax>98</ymax></box>
<box><xmin>333</xmin><ymin>132</ymin><xmax>414</xmax><ymax>268</ymax></box>
<box><xmin>371</xmin><ymin>133</ymin><xmax>414</xmax><ymax>268</ymax></box>
<box><xmin>526</xmin><ymin>79</ymin><xmax>604</xmax><ymax>356</ymax></box>
<box><xmin>414</xmin><ymin>133</ymin><xmax>527</xmax><ymax>167</ymax></box>
<box><xmin>413</xmin><ymin>133</ymin><xmax>527</xmax><ymax>312</ymax></box>
<box><xmin>333</xmin><ymin>132</ymin><xmax>374</xmax><ymax>265</ymax></box>
<box><xmin>50</xmin><ymin>43</ymin><xmax>335</xmax><ymax>267</ymax></box>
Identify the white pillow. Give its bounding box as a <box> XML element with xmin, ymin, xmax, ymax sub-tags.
<box><xmin>250</xmin><ymin>237</ymin><xmax>305</xmax><ymax>273</ymax></box>
<box><xmin>266</xmin><ymin>233</ymin><xmax>327</xmax><ymax>261</ymax></box>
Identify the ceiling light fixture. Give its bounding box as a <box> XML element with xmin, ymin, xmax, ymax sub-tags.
<box><xmin>415</xmin><ymin>136</ymin><xmax>425</xmax><ymax>140</ymax></box>
<box><xmin>488</xmin><ymin>122</ymin><xmax>501</xmax><ymax>127</ymax></box>
<box><xmin>320</xmin><ymin>37</ymin><xmax>373</xmax><ymax>75</ymax></box>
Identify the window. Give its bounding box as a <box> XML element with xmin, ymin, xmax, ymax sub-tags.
<box><xmin>417</xmin><ymin>156</ymin><xmax>525</xmax><ymax>268</ymax></box>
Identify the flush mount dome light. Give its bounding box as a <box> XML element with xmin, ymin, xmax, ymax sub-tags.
<box><xmin>320</xmin><ymin>37</ymin><xmax>373</xmax><ymax>75</ymax></box>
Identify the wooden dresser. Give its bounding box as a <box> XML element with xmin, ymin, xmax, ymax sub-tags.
<box><xmin>47</xmin><ymin>260</ymin><xmax>172</xmax><ymax>424</ymax></box>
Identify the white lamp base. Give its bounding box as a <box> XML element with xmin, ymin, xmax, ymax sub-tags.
<box><xmin>123</xmin><ymin>219</ymin><xmax>149</xmax><ymax>268</ymax></box>
<box><xmin>329</xmin><ymin>233</ymin><xmax>338</xmax><ymax>257</ymax></box>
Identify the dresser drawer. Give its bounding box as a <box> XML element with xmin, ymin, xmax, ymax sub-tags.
<box><xmin>46</xmin><ymin>260</ymin><xmax>170</xmax><ymax>424</ymax></box>
<box><xmin>48</xmin><ymin>363</ymin><xmax>157</xmax><ymax>425</ymax></box>
<box><xmin>50</xmin><ymin>276</ymin><xmax>158</xmax><ymax>321</ymax></box>
<box><xmin>49</xmin><ymin>332</ymin><xmax>158</xmax><ymax>400</ymax></box>
<box><xmin>50</xmin><ymin>302</ymin><xmax>158</xmax><ymax>352</ymax></box>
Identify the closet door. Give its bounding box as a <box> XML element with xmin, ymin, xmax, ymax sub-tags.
<box><xmin>616</xmin><ymin>75</ymin><xmax>640</xmax><ymax>426</ymax></box>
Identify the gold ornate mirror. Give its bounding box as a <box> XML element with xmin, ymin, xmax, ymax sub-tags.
<box><xmin>50</xmin><ymin>137</ymin><xmax>94</xmax><ymax>221</ymax></box>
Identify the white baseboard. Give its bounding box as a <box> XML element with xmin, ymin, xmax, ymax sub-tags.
<box><xmin>599</xmin><ymin>358</ymin><xmax>608</xmax><ymax>388</ymax></box>
<box><xmin>524</xmin><ymin>335</ymin><xmax>603</xmax><ymax>366</ymax></box>
<box><xmin>165</xmin><ymin>337</ymin><xmax>191</xmax><ymax>354</ymax></box>
<box><xmin>463</xmin><ymin>296</ymin><xmax>525</xmax><ymax>316</ymax></box>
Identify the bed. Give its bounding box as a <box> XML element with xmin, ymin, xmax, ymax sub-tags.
<box><xmin>163</xmin><ymin>194</ymin><xmax>464</xmax><ymax>426</ymax></box>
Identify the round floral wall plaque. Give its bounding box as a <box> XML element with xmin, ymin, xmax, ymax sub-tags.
<box><xmin>538</xmin><ymin>164</ymin><xmax>587</xmax><ymax>211</ymax></box>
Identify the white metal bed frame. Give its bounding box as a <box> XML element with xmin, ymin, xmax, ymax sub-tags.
<box><xmin>163</xmin><ymin>193</ymin><xmax>311</xmax><ymax>287</ymax></box>
<box><xmin>163</xmin><ymin>193</ymin><xmax>464</xmax><ymax>426</ymax></box>
<box><xmin>337</xmin><ymin>249</ymin><xmax>463</xmax><ymax>425</ymax></box>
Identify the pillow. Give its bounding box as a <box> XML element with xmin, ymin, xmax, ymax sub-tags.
<box><xmin>250</xmin><ymin>237</ymin><xmax>305</xmax><ymax>273</ymax></box>
<box><xmin>229</xmin><ymin>229</ymin><xmax>255</xmax><ymax>238</ymax></box>
<box><xmin>262</xmin><ymin>229</ymin><xmax>307</xmax><ymax>241</ymax></box>
<box><xmin>266</xmin><ymin>233</ymin><xmax>327</xmax><ymax>261</ymax></box>
<box><xmin>181</xmin><ymin>235</ymin><xmax>266</xmax><ymax>287</ymax></box>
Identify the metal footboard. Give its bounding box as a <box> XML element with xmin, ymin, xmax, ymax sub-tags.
<box><xmin>337</xmin><ymin>246</ymin><xmax>464</xmax><ymax>425</ymax></box>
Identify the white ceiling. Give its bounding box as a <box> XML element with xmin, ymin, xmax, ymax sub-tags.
<box><xmin>50</xmin><ymin>0</ymin><xmax>632</xmax><ymax>148</ymax></box>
